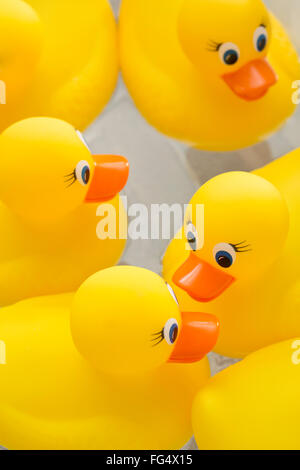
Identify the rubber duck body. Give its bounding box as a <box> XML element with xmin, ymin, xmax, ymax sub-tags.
<box><xmin>0</xmin><ymin>117</ymin><xmax>129</xmax><ymax>306</ymax></box>
<box><xmin>0</xmin><ymin>266</ymin><xmax>219</xmax><ymax>450</ymax></box>
<box><xmin>119</xmin><ymin>0</ymin><xmax>300</xmax><ymax>151</ymax></box>
<box><xmin>0</xmin><ymin>0</ymin><xmax>118</xmax><ymax>131</ymax></box>
<box><xmin>193</xmin><ymin>338</ymin><xmax>300</xmax><ymax>450</ymax></box>
<box><xmin>163</xmin><ymin>151</ymin><xmax>300</xmax><ymax>357</ymax></box>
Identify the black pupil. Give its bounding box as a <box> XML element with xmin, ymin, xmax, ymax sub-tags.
<box><xmin>258</xmin><ymin>36</ymin><xmax>266</xmax><ymax>51</ymax></box>
<box><xmin>171</xmin><ymin>326</ymin><xmax>178</xmax><ymax>343</ymax></box>
<box><xmin>83</xmin><ymin>168</ymin><xmax>90</xmax><ymax>184</ymax></box>
<box><xmin>224</xmin><ymin>51</ymin><xmax>238</xmax><ymax>65</ymax></box>
<box><xmin>217</xmin><ymin>255</ymin><xmax>232</xmax><ymax>268</ymax></box>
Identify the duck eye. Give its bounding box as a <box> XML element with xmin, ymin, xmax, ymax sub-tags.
<box><xmin>219</xmin><ymin>42</ymin><xmax>240</xmax><ymax>66</ymax></box>
<box><xmin>254</xmin><ymin>26</ymin><xmax>268</xmax><ymax>52</ymax></box>
<box><xmin>75</xmin><ymin>160</ymin><xmax>91</xmax><ymax>186</ymax></box>
<box><xmin>164</xmin><ymin>318</ymin><xmax>179</xmax><ymax>346</ymax></box>
<box><xmin>185</xmin><ymin>222</ymin><xmax>198</xmax><ymax>251</ymax></box>
<box><xmin>76</xmin><ymin>130</ymin><xmax>90</xmax><ymax>151</ymax></box>
<box><xmin>213</xmin><ymin>243</ymin><xmax>236</xmax><ymax>269</ymax></box>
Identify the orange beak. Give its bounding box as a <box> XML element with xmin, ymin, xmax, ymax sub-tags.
<box><xmin>173</xmin><ymin>252</ymin><xmax>235</xmax><ymax>302</ymax></box>
<box><xmin>85</xmin><ymin>155</ymin><xmax>129</xmax><ymax>203</ymax></box>
<box><xmin>222</xmin><ymin>58</ymin><xmax>278</xmax><ymax>101</ymax></box>
<box><xmin>168</xmin><ymin>312</ymin><xmax>219</xmax><ymax>363</ymax></box>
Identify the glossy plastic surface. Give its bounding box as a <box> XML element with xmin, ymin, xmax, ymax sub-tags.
<box><xmin>0</xmin><ymin>266</ymin><xmax>212</xmax><ymax>450</ymax></box>
<box><xmin>193</xmin><ymin>338</ymin><xmax>300</xmax><ymax>450</ymax></box>
<box><xmin>173</xmin><ymin>252</ymin><xmax>235</xmax><ymax>302</ymax></box>
<box><xmin>119</xmin><ymin>0</ymin><xmax>299</xmax><ymax>150</ymax></box>
<box><xmin>85</xmin><ymin>155</ymin><xmax>129</xmax><ymax>203</ymax></box>
<box><xmin>0</xmin><ymin>0</ymin><xmax>118</xmax><ymax>131</ymax></box>
<box><xmin>163</xmin><ymin>160</ymin><xmax>297</xmax><ymax>358</ymax></box>
<box><xmin>0</xmin><ymin>117</ymin><xmax>128</xmax><ymax>306</ymax></box>
<box><xmin>168</xmin><ymin>312</ymin><xmax>219</xmax><ymax>363</ymax></box>
<box><xmin>222</xmin><ymin>58</ymin><xmax>277</xmax><ymax>101</ymax></box>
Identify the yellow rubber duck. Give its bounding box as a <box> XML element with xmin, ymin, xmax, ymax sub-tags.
<box><xmin>0</xmin><ymin>117</ymin><xmax>129</xmax><ymax>306</ymax></box>
<box><xmin>0</xmin><ymin>266</ymin><xmax>219</xmax><ymax>450</ymax></box>
<box><xmin>162</xmin><ymin>150</ymin><xmax>300</xmax><ymax>358</ymax></box>
<box><xmin>119</xmin><ymin>0</ymin><xmax>300</xmax><ymax>151</ymax></box>
<box><xmin>193</xmin><ymin>338</ymin><xmax>300</xmax><ymax>450</ymax></box>
<box><xmin>0</xmin><ymin>0</ymin><xmax>118</xmax><ymax>132</ymax></box>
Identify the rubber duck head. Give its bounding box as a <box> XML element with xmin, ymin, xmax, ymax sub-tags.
<box><xmin>0</xmin><ymin>0</ymin><xmax>43</xmax><ymax>103</ymax></box>
<box><xmin>178</xmin><ymin>0</ymin><xmax>278</xmax><ymax>101</ymax></box>
<box><xmin>71</xmin><ymin>266</ymin><xmax>219</xmax><ymax>375</ymax></box>
<box><xmin>172</xmin><ymin>172</ymin><xmax>289</xmax><ymax>302</ymax></box>
<box><xmin>0</xmin><ymin>117</ymin><xmax>129</xmax><ymax>226</ymax></box>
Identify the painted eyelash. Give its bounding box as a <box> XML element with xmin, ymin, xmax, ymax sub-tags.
<box><xmin>230</xmin><ymin>241</ymin><xmax>252</xmax><ymax>253</ymax></box>
<box><xmin>206</xmin><ymin>40</ymin><xmax>223</xmax><ymax>52</ymax></box>
<box><xmin>64</xmin><ymin>169</ymin><xmax>76</xmax><ymax>188</ymax></box>
<box><xmin>151</xmin><ymin>328</ymin><xmax>164</xmax><ymax>347</ymax></box>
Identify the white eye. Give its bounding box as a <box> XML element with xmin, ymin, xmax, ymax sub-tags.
<box><xmin>185</xmin><ymin>222</ymin><xmax>198</xmax><ymax>251</ymax></box>
<box><xmin>76</xmin><ymin>130</ymin><xmax>90</xmax><ymax>151</ymax></box>
<box><xmin>219</xmin><ymin>42</ymin><xmax>240</xmax><ymax>66</ymax></box>
<box><xmin>166</xmin><ymin>283</ymin><xmax>179</xmax><ymax>305</ymax></box>
<box><xmin>164</xmin><ymin>318</ymin><xmax>179</xmax><ymax>346</ymax></box>
<box><xmin>75</xmin><ymin>160</ymin><xmax>91</xmax><ymax>186</ymax></box>
<box><xmin>213</xmin><ymin>243</ymin><xmax>236</xmax><ymax>269</ymax></box>
<box><xmin>253</xmin><ymin>26</ymin><xmax>268</xmax><ymax>52</ymax></box>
